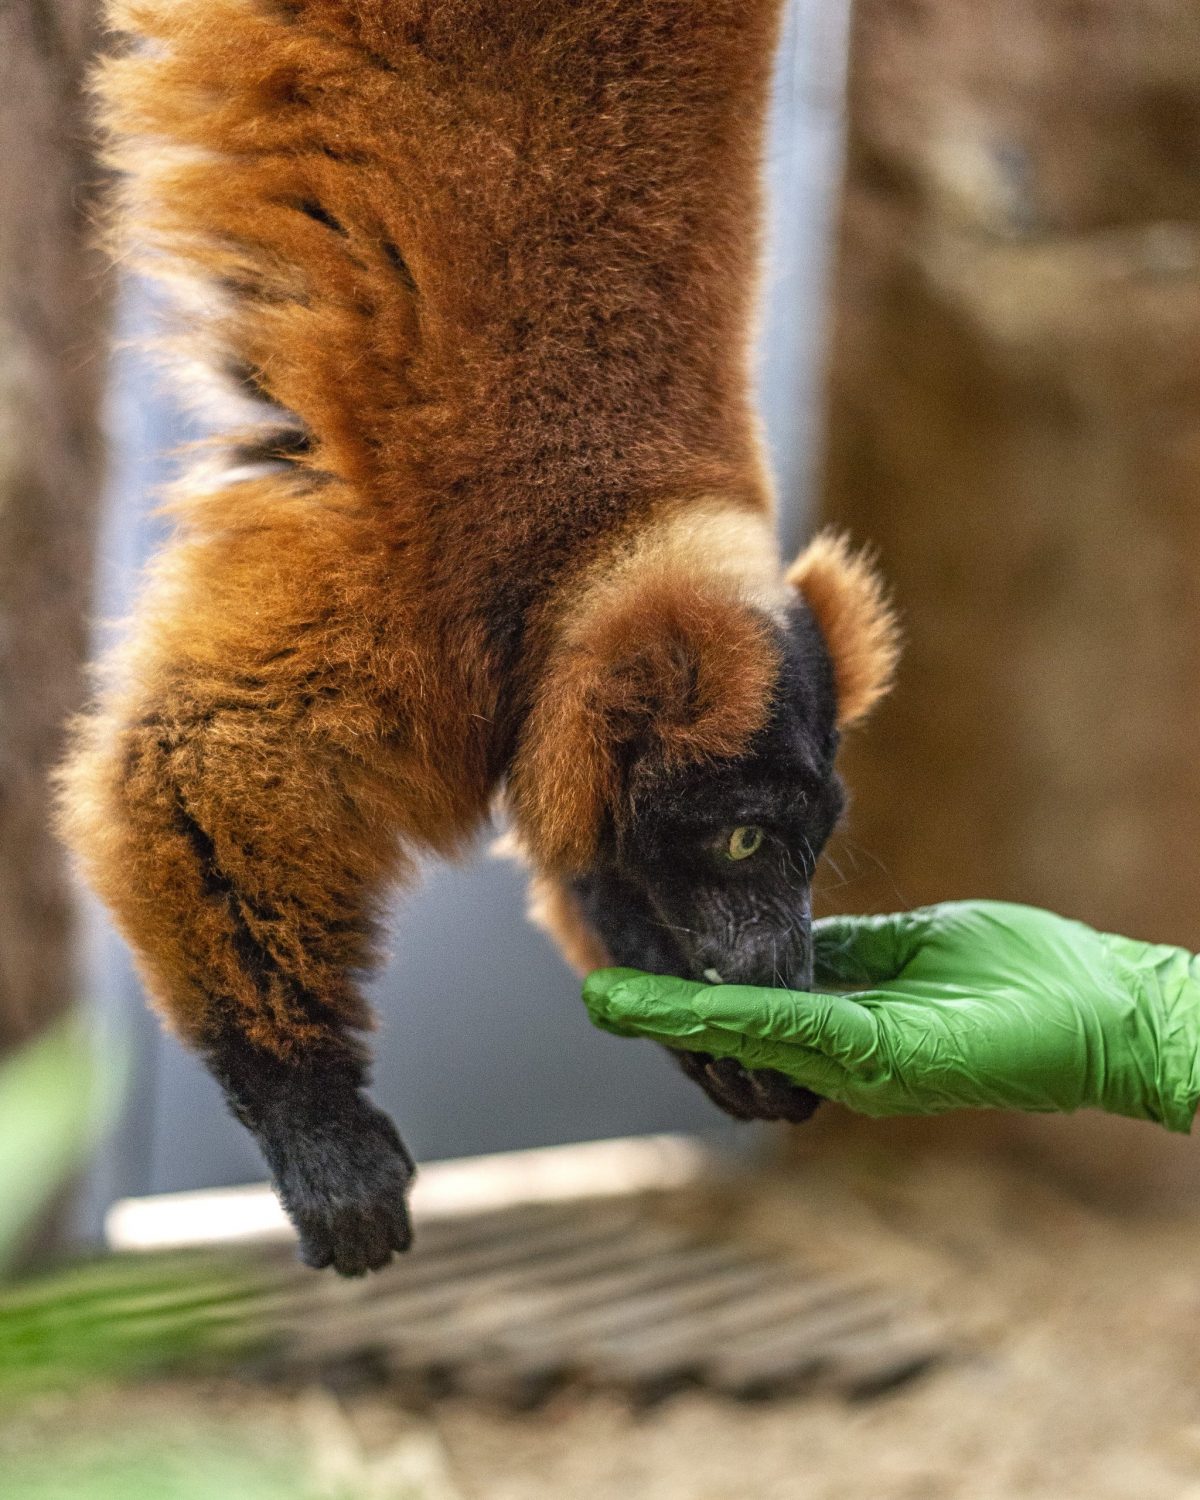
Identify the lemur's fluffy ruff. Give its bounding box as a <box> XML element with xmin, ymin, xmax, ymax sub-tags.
<box><xmin>60</xmin><ymin>0</ymin><xmax>899</xmax><ymax>1272</ymax></box>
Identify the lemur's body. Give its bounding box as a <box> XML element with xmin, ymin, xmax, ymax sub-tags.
<box><xmin>61</xmin><ymin>0</ymin><xmax>899</xmax><ymax>1273</ymax></box>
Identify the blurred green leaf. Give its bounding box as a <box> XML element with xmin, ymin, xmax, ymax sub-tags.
<box><xmin>3</xmin><ymin>1412</ymin><xmax>312</xmax><ymax>1500</ymax></box>
<box><xmin>0</xmin><ymin>1012</ymin><xmax>126</xmax><ymax>1272</ymax></box>
<box><xmin>0</xmin><ymin>1248</ymin><xmax>281</xmax><ymax>1399</ymax></box>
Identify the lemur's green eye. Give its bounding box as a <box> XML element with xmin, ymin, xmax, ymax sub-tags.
<box><xmin>726</xmin><ymin>825</ymin><xmax>765</xmax><ymax>861</ymax></box>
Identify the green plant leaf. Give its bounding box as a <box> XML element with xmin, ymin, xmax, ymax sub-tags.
<box><xmin>0</xmin><ymin>1014</ymin><xmax>126</xmax><ymax>1272</ymax></box>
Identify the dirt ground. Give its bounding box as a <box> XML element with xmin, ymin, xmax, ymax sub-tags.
<box><xmin>9</xmin><ymin>1139</ymin><xmax>1200</xmax><ymax>1500</ymax></box>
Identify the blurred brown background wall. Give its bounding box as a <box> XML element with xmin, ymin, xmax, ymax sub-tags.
<box><xmin>0</xmin><ymin>0</ymin><xmax>108</xmax><ymax>1054</ymax></box>
<box><xmin>816</xmin><ymin>0</ymin><xmax>1200</xmax><ymax>1198</ymax></box>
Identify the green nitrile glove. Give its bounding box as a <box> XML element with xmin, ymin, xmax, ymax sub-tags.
<box><xmin>582</xmin><ymin>901</ymin><xmax>1200</xmax><ymax>1131</ymax></box>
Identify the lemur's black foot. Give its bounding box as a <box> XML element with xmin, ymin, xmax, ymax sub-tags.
<box><xmin>671</xmin><ymin>1047</ymin><xmax>823</xmax><ymax>1125</ymax></box>
<box><xmin>255</xmin><ymin>1083</ymin><xmax>415</xmax><ymax>1276</ymax></box>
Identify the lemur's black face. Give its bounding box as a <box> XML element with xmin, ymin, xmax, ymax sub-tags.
<box><xmin>569</xmin><ymin>602</ymin><xmax>843</xmax><ymax>1125</ymax></box>
<box><xmin>572</xmin><ymin>603</ymin><xmax>844</xmax><ymax>994</ymax></box>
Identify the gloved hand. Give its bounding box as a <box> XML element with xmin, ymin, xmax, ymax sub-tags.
<box><xmin>582</xmin><ymin>901</ymin><xmax>1200</xmax><ymax>1132</ymax></box>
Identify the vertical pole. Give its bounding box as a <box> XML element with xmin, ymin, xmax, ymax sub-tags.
<box><xmin>759</xmin><ymin>0</ymin><xmax>855</xmax><ymax>554</ymax></box>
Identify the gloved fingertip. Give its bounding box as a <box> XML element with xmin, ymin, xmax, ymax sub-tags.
<box><xmin>584</xmin><ymin>968</ymin><xmax>687</xmax><ymax>1035</ymax></box>
<box><xmin>583</xmin><ymin>967</ymin><xmax>644</xmax><ymax>1002</ymax></box>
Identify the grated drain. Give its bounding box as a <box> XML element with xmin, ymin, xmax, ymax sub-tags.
<box><xmin>256</xmin><ymin>1192</ymin><xmax>947</xmax><ymax>1404</ymax></box>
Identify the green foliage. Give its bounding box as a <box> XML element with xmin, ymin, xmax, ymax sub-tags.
<box><xmin>0</xmin><ymin>1014</ymin><xmax>278</xmax><ymax>1401</ymax></box>
<box><xmin>0</xmin><ymin>1019</ymin><xmax>308</xmax><ymax>1498</ymax></box>
<box><xmin>0</xmin><ymin>1247</ymin><xmax>278</xmax><ymax>1400</ymax></box>
<box><xmin>3</xmin><ymin>1421</ymin><xmax>308</xmax><ymax>1500</ymax></box>
<box><xmin>0</xmin><ymin>1013</ymin><xmax>125</xmax><ymax>1272</ymax></box>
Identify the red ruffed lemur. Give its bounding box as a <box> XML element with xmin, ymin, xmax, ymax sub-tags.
<box><xmin>60</xmin><ymin>0</ymin><xmax>900</xmax><ymax>1274</ymax></box>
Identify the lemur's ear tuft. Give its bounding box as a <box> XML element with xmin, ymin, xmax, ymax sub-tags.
<box><xmin>787</xmin><ymin>530</ymin><xmax>901</xmax><ymax>729</ymax></box>
<box><xmin>508</xmin><ymin>578</ymin><xmax>777</xmax><ymax>873</ymax></box>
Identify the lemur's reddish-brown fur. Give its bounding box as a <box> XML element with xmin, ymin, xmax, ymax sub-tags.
<box><xmin>60</xmin><ymin>0</ymin><xmax>899</xmax><ymax>1080</ymax></box>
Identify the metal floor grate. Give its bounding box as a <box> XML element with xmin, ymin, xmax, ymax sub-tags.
<box><xmin>255</xmin><ymin>1192</ymin><xmax>947</xmax><ymax>1404</ymax></box>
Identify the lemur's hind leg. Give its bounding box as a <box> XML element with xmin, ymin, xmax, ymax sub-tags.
<box><xmin>60</xmin><ymin>485</ymin><xmax>488</xmax><ymax>1274</ymax></box>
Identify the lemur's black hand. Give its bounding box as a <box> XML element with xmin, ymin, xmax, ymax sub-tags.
<box><xmin>258</xmin><ymin>1087</ymin><xmax>415</xmax><ymax>1275</ymax></box>
<box><xmin>671</xmin><ymin>1047</ymin><xmax>822</xmax><ymax>1125</ymax></box>
<box><xmin>208</xmin><ymin>1041</ymin><xmax>415</xmax><ymax>1276</ymax></box>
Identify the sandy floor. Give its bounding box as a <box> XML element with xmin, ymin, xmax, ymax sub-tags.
<box><xmin>430</xmin><ymin>1145</ymin><xmax>1200</xmax><ymax>1500</ymax></box>
<box><xmin>9</xmin><ymin>1142</ymin><xmax>1200</xmax><ymax>1499</ymax></box>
